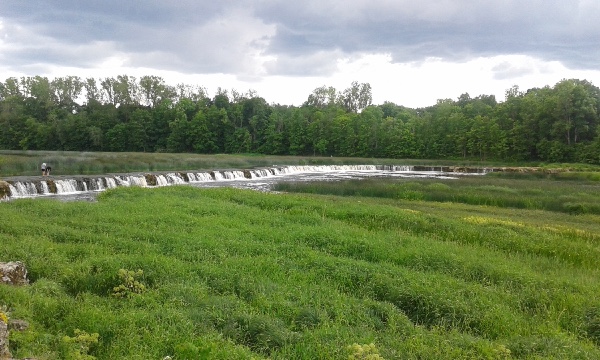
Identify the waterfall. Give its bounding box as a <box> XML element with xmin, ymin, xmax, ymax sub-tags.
<box><xmin>250</xmin><ymin>169</ymin><xmax>274</xmax><ymax>178</ymax></box>
<box><xmin>221</xmin><ymin>170</ymin><xmax>246</xmax><ymax>180</ymax></box>
<box><xmin>212</xmin><ymin>172</ymin><xmax>224</xmax><ymax>181</ymax></box>
<box><xmin>165</xmin><ymin>173</ymin><xmax>186</xmax><ymax>184</ymax></box>
<box><xmin>188</xmin><ymin>172</ymin><xmax>214</xmax><ymax>182</ymax></box>
<box><xmin>278</xmin><ymin>165</ymin><xmax>381</xmax><ymax>174</ymax></box>
<box><xmin>1</xmin><ymin>164</ymin><xmax>488</xmax><ymax>201</ymax></box>
<box><xmin>382</xmin><ymin>165</ymin><xmax>413</xmax><ymax>171</ymax></box>
<box><xmin>117</xmin><ymin>175</ymin><xmax>148</xmax><ymax>187</ymax></box>
<box><xmin>40</xmin><ymin>181</ymin><xmax>50</xmax><ymax>194</ymax></box>
<box><xmin>55</xmin><ymin>179</ymin><xmax>80</xmax><ymax>194</ymax></box>
<box><xmin>105</xmin><ymin>178</ymin><xmax>118</xmax><ymax>189</ymax></box>
<box><xmin>155</xmin><ymin>175</ymin><xmax>169</xmax><ymax>186</ymax></box>
<box><xmin>90</xmin><ymin>178</ymin><xmax>106</xmax><ymax>191</ymax></box>
<box><xmin>7</xmin><ymin>182</ymin><xmax>38</xmax><ymax>198</ymax></box>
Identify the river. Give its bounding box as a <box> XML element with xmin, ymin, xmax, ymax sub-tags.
<box><xmin>1</xmin><ymin>164</ymin><xmax>488</xmax><ymax>202</ymax></box>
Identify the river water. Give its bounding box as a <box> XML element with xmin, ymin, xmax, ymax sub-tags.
<box><xmin>2</xmin><ymin>165</ymin><xmax>485</xmax><ymax>202</ymax></box>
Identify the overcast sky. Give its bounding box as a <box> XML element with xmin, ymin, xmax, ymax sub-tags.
<box><xmin>1</xmin><ymin>0</ymin><xmax>599</xmax><ymax>108</ymax></box>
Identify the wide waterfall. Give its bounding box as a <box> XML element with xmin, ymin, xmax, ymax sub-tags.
<box><xmin>0</xmin><ymin>164</ymin><xmax>491</xmax><ymax>201</ymax></box>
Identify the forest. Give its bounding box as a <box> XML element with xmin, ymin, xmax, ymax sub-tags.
<box><xmin>1</xmin><ymin>75</ymin><xmax>599</xmax><ymax>164</ymax></box>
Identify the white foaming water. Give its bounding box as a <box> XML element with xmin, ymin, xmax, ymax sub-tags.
<box><xmin>155</xmin><ymin>175</ymin><xmax>169</xmax><ymax>186</ymax></box>
<box><xmin>165</xmin><ymin>173</ymin><xmax>186</xmax><ymax>184</ymax></box>
<box><xmin>115</xmin><ymin>175</ymin><xmax>147</xmax><ymax>187</ymax></box>
<box><xmin>55</xmin><ymin>179</ymin><xmax>79</xmax><ymax>194</ymax></box>
<box><xmin>278</xmin><ymin>165</ymin><xmax>380</xmax><ymax>174</ymax></box>
<box><xmin>129</xmin><ymin>175</ymin><xmax>148</xmax><ymax>186</ymax></box>
<box><xmin>41</xmin><ymin>181</ymin><xmax>50</xmax><ymax>194</ymax></box>
<box><xmin>7</xmin><ymin>182</ymin><xmax>36</xmax><ymax>197</ymax></box>
<box><xmin>91</xmin><ymin>178</ymin><xmax>105</xmax><ymax>191</ymax></box>
<box><xmin>250</xmin><ymin>169</ymin><xmax>274</xmax><ymax>178</ymax></box>
<box><xmin>384</xmin><ymin>165</ymin><xmax>413</xmax><ymax>171</ymax></box>
<box><xmin>105</xmin><ymin>178</ymin><xmax>117</xmax><ymax>189</ymax></box>
<box><xmin>221</xmin><ymin>170</ymin><xmax>246</xmax><ymax>180</ymax></box>
<box><xmin>188</xmin><ymin>172</ymin><xmax>213</xmax><ymax>182</ymax></box>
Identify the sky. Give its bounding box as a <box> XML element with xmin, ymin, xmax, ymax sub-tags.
<box><xmin>1</xmin><ymin>0</ymin><xmax>600</xmax><ymax>108</ymax></box>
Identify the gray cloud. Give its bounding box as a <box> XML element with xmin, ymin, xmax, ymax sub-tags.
<box><xmin>256</xmin><ymin>0</ymin><xmax>600</xmax><ymax>72</ymax></box>
<box><xmin>1</xmin><ymin>0</ymin><xmax>599</xmax><ymax>80</ymax></box>
<box><xmin>264</xmin><ymin>50</ymin><xmax>343</xmax><ymax>77</ymax></box>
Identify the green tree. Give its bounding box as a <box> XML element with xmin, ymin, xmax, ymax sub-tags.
<box><xmin>553</xmin><ymin>79</ymin><xmax>598</xmax><ymax>146</ymax></box>
<box><xmin>355</xmin><ymin>106</ymin><xmax>384</xmax><ymax>157</ymax></box>
<box><xmin>286</xmin><ymin>108</ymin><xmax>308</xmax><ymax>155</ymax></box>
<box><xmin>338</xmin><ymin>81</ymin><xmax>372</xmax><ymax>113</ymax></box>
<box><xmin>190</xmin><ymin>110</ymin><xmax>217</xmax><ymax>153</ymax></box>
<box><xmin>304</xmin><ymin>85</ymin><xmax>337</xmax><ymax>108</ymax></box>
<box><xmin>259</xmin><ymin>111</ymin><xmax>286</xmax><ymax>154</ymax></box>
<box><xmin>466</xmin><ymin>115</ymin><xmax>505</xmax><ymax>161</ymax></box>
<box><xmin>51</xmin><ymin>76</ymin><xmax>84</xmax><ymax>111</ymax></box>
<box><xmin>225</xmin><ymin>128</ymin><xmax>252</xmax><ymax>153</ymax></box>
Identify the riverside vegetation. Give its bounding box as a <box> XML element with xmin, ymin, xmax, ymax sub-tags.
<box><xmin>1</xmin><ymin>172</ymin><xmax>600</xmax><ymax>359</ymax></box>
<box><xmin>2</xmin><ymin>76</ymin><xmax>600</xmax><ymax>164</ymax></box>
<box><xmin>0</xmin><ymin>150</ymin><xmax>508</xmax><ymax>177</ymax></box>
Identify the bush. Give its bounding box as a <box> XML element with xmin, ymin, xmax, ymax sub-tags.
<box><xmin>60</xmin><ymin>329</ymin><xmax>99</xmax><ymax>360</ymax></box>
<box><xmin>112</xmin><ymin>269</ymin><xmax>146</xmax><ymax>298</ymax></box>
<box><xmin>347</xmin><ymin>343</ymin><xmax>385</xmax><ymax>360</ymax></box>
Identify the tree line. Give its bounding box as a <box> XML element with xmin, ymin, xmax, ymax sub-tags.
<box><xmin>1</xmin><ymin>75</ymin><xmax>599</xmax><ymax>163</ymax></box>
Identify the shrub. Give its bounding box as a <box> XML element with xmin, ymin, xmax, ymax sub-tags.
<box><xmin>111</xmin><ymin>269</ymin><xmax>146</xmax><ymax>298</ymax></box>
<box><xmin>347</xmin><ymin>343</ymin><xmax>385</xmax><ymax>360</ymax></box>
<box><xmin>60</xmin><ymin>329</ymin><xmax>99</xmax><ymax>360</ymax></box>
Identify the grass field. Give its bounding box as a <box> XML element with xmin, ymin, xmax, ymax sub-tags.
<box><xmin>5</xmin><ymin>150</ymin><xmax>599</xmax><ymax>177</ymax></box>
<box><xmin>274</xmin><ymin>172</ymin><xmax>600</xmax><ymax>215</ymax></box>
<box><xmin>1</xmin><ymin>170</ymin><xmax>600</xmax><ymax>359</ymax></box>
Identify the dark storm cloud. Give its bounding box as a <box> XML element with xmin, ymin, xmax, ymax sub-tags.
<box><xmin>1</xmin><ymin>0</ymin><xmax>599</xmax><ymax>78</ymax></box>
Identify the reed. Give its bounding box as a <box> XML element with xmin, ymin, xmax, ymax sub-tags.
<box><xmin>0</xmin><ymin>150</ymin><xmax>548</xmax><ymax>177</ymax></box>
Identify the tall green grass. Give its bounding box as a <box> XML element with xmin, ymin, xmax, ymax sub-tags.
<box><xmin>0</xmin><ymin>150</ymin><xmax>569</xmax><ymax>177</ymax></box>
<box><xmin>275</xmin><ymin>175</ymin><xmax>600</xmax><ymax>215</ymax></box>
<box><xmin>1</xmin><ymin>184</ymin><xmax>600</xmax><ymax>359</ymax></box>
<box><xmin>1</xmin><ymin>150</ymin><xmax>360</xmax><ymax>176</ymax></box>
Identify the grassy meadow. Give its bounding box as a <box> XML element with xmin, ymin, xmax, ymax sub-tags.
<box><xmin>274</xmin><ymin>172</ymin><xmax>600</xmax><ymax>215</ymax></box>
<box><xmin>5</xmin><ymin>149</ymin><xmax>596</xmax><ymax>177</ymax></box>
<box><xmin>1</xmin><ymin>167</ymin><xmax>600</xmax><ymax>359</ymax></box>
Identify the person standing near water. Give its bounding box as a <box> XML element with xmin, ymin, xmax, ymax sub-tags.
<box><xmin>41</xmin><ymin>162</ymin><xmax>47</xmax><ymax>176</ymax></box>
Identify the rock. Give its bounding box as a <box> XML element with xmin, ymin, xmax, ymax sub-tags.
<box><xmin>0</xmin><ymin>181</ymin><xmax>10</xmax><ymax>201</ymax></box>
<box><xmin>1</xmin><ymin>319</ymin><xmax>37</xmax><ymax>360</ymax></box>
<box><xmin>0</xmin><ymin>262</ymin><xmax>29</xmax><ymax>286</ymax></box>
<box><xmin>144</xmin><ymin>174</ymin><xmax>157</xmax><ymax>186</ymax></box>
<box><xmin>0</xmin><ymin>319</ymin><xmax>11</xmax><ymax>360</ymax></box>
